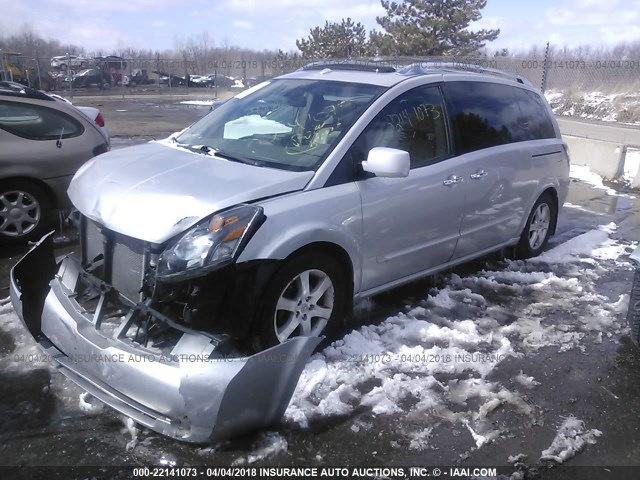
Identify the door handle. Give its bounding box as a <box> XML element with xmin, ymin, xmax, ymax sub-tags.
<box><xmin>470</xmin><ymin>169</ymin><xmax>487</xmax><ymax>180</ymax></box>
<box><xmin>443</xmin><ymin>175</ymin><xmax>463</xmax><ymax>186</ymax></box>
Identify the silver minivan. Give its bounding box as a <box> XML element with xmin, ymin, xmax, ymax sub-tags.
<box><xmin>10</xmin><ymin>63</ymin><xmax>570</xmax><ymax>442</ymax></box>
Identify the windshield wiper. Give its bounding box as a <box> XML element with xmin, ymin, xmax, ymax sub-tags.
<box><xmin>172</xmin><ymin>141</ymin><xmax>263</xmax><ymax>166</ymax></box>
<box><xmin>200</xmin><ymin>146</ymin><xmax>265</xmax><ymax>166</ymax></box>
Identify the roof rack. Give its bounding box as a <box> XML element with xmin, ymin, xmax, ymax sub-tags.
<box><xmin>301</xmin><ymin>61</ymin><xmax>397</xmax><ymax>73</ymax></box>
<box><xmin>0</xmin><ymin>81</ymin><xmax>53</xmax><ymax>101</ymax></box>
<box><xmin>397</xmin><ymin>62</ymin><xmax>532</xmax><ymax>86</ymax></box>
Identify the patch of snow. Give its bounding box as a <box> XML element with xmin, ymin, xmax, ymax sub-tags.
<box><xmin>407</xmin><ymin>427</ymin><xmax>433</xmax><ymax>449</ymax></box>
<box><xmin>540</xmin><ymin>417</ymin><xmax>602</xmax><ymax>463</ymax></box>
<box><xmin>78</xmin><ymin>392</ymin><xmax>103</xmax><ymax>413</ymax></box>
<box><xmin>531</xmin><ymin>224</ymin><xmax>628</xmax><ymax>264</ymax></box>
<box><xmin>570</xmin><ymin>164</ymin><xmax>619</xmax><ymax>196</ymax></box>
<box><xmin>508</xmin><ymin>453</ymin><xmax>528</xmax><ymax>464</ymax></box>
<box><xmin>231</xmin><ymin>432</ymin><xmax>288</xmax><ymax>465</ymax></box>
<box><xmin>544</xmin><ymin>90</ymin><xmax>563</xmax><ymax>103</ymax></box>
<box><xmin>284</xmin><ymin>223</ymin><xmax>627</xmax><ymax>450</ymax></box>
<box><xmin>624</xmin><ymin>149</ymin><xmax>640</xmax><ymax>183</ymax></box>
<box><xmin>463</xmin><ymin>419</ymin><xmax>499</xmax><ymax>448</ymax></box>
<box><xmin>513</xmin><ymin>371</ymin><xmax>541</xmax><ymax>389</ymax></box>
<box><xmin>121</xmin><ymin>416</ymin><xmax>139</xmax><ymax>451</ymax></box>
<box><xmin>179</xmin><ymin>100</ymin><xmax>215</xmax><ymax>106</ymax></box>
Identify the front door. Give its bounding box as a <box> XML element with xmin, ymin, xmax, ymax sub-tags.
<box><xmin>353</xmin><ymin>85</ymin><xmax>466</xmax><ymax>292</ymax></box>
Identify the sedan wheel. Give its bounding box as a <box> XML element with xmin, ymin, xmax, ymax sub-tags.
<box><xmin>0</xmin><ymin>181</ymin><xmax>52</xmax><ymax>245</ymax></box>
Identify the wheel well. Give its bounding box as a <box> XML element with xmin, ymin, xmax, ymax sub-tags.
<box><xmin>541</xmin><ymin>187</ymin><xmax>559</xmax><ymax>235</ymax></box>
<box><xmin>287</xmin><ymin>241</ymin><xmax>355</xmax><ymax>300</ymax></box>
<box><xmin>0</xmin><ymin>177</ymin><xmax>59</xmax><ymax>209</ymax></box>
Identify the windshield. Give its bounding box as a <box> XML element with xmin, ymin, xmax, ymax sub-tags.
<box><xmin>176</xmin><ymin>79</ymin><xmax>384</xmax><ymax>171</ymax></box>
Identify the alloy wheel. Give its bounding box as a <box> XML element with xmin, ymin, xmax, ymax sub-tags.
<box><xmin>528</xmin><ymin>203</ymin><xmax>550</xmax><ymax>250</ymax></box>
<box><xmin>273</xmin><ymin>269</ymin><xmax>335</xmax><ymax>343</ymax></box>
<box><xmin>0</xmin><ymin>190</ymin><xmax>41</xmax><ymax>237</ymax></box>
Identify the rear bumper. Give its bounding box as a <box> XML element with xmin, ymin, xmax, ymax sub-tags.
<box><xmin>10</xmin><ymin>233</ymin><xmax>319</xmax><ymax>443</ymax></box>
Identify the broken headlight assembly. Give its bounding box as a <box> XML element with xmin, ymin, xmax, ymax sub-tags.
<box><xmin>156</xmin><ymin>204</ymin><xmax>264</xmax><ymax>281</ymax></box>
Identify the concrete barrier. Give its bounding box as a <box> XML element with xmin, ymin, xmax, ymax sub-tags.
<box><xmin>562</xmin><ymin>135</ymin><xmax>623</xmax><ymax>180</ymax></box>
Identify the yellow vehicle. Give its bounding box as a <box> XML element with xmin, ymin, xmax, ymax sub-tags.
<box><xmin>0</xmin><ymin>50</ymin><xmax>53</xmax><ymax>91</ymax></box>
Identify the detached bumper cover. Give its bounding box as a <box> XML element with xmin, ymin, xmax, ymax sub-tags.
<box><xmin>10</xmin><ymin>234</ymin><xmax>319</xmax><ymax>443</ymax></box>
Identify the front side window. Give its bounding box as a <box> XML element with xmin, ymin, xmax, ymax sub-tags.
<box><xmin>0</xmin><ymin>100</ymin><xmax>84</xmax><ymax>140</ymax></box>
<box><xmin>350</xmin><ymin>84</ymin><xmax>450</xmax><ymax>168</ymax></box>
<box><xmin>442</xmin><ymin>81</ymin><xmax>521</xmax><ymax>154</ymax></box>
<box><xmin>176</xmin><ymin>79</ymin><xmax>384</xmax><ymax>171</ymax></box>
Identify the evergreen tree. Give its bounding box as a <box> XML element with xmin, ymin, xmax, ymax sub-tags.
<box><xmin>296</xmin><ymin>18</ymin><xmax>371</xmax><ymax>59</ymax></box>
<box><xmin>371</xmin><ymin>0</ymin><xmax>500</xmax><ymax>56</ymax></box>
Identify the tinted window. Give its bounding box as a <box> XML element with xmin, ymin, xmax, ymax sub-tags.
<box><xmin>511</xmin><ymin>87</ymin><xmax>556</xmax><ymax>140</ymax></box>
<box><xmin>351</xmin><ymin>85</ymin><xmax>450</xmax><ymax>168</ymax></box>
<box><xmin>0</xmin><ymin>100</ymin><xmax>84</xmax><ymax>140</ymax></box>
<box><xmin>442</xmin><ymin>81</ymin><xmax>521</xmax><ymax>154</ymax></box>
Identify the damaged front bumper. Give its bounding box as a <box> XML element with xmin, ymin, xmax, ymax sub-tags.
<box><xmin>9</xmin><ymin>233</ymin><xmax>319</xmax><ymax>443</ymax></box>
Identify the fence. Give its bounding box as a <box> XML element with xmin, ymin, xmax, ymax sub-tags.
<box><xmin>2</xmin><ymin>51</ymin><xmax>639</xmax><ymax>123</ymax></box>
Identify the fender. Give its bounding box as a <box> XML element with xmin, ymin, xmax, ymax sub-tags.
<box><xmin>239</xmin><ymin>183</ymin><xmax>364</xmax><ymax>293</ymax></box>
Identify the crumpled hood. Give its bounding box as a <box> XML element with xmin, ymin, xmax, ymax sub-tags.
<box><xmin>68</xmin><ymin>141</ymin><xmax>314</xmax><ymax>243</ymax></box>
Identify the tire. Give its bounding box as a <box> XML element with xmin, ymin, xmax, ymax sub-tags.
<box><xmin>627</xmin><ymin>268</ymin><xmax>640</xmax><ymax>344</ymax></box>
<box><xmin>0</xmin><ymin>180</ymin><xmax>53</xmax><ymax>245</ymax></box>
<box><xmin>250</xmin><ymin>252</ymin><xmax>349</xmax><ymax>352</ymax></box>
<box><xmin>515</xmin><ymin>192</ymin><xmax>556</xmax><ymax>259</ymax></box>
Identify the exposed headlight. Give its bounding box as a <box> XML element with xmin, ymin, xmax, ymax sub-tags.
<box><xmin>157</xmin><ymin>204</ymin><xmax>264</xmax><ymax>281</ymax></box>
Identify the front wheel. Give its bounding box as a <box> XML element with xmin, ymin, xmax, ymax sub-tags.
<box><xmin>0</xmin><ymin>180</ymin><xmax>52</xmax><ymax>245</ymax></box>
<box><xmin>515</xmin><ymin>192</ymin><xmax>556</xmax><ymax>259</ymax></box>
<box><xmin>250</xmin><ymin>252</ymin><xmax>348</xmax><ymax>352</ymax></box>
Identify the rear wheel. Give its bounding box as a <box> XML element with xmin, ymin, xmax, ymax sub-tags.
<box><xmin>515</xmin><ymin>192</ymin><xmax>556</xmax><ymax>259</ymax></box>
<box><xmin>0</xmin><ymin>180</ymin><xmax>52</xmax><ymax>245</ymax></box>
<box><xmin>250</xmin><ymin>252</ymin><xmax>348</xmax><ymax>352</ymax></box>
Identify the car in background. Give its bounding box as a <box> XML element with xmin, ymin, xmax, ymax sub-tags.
<box><xmin>51</xmin><ymin>55</ymin><xmax>90</xmax><ymax>71</ymax></box>
<box><xmin>72</xmin><ymin>69</ymin><xmax>113</xmax><ymax>89</ymax></box>
<box><xmin>123</xmin><ymin>69</ymin><xmax>151</xmax><ymax>87</ymax></box>
<box><xmin>0</xmin><ymin>81</ymin><xmax>109</xmax><ymax>244</ymax></box>
<box><xmin>50</xmin><ymin>69</ymin><xmax>75</xmax><ymax>89</ymax></box>
<box><xmin>48</xmin><ymin>93</ymin><xmax>110</xmax><ymax>142</ymax></box>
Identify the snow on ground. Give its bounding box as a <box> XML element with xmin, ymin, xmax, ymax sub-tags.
<box><xmin>179</xmin><ymin>100</ymin><xmax>214</xmax><ymax>106</ymax></box>
<box><xmin>624</xmin><ymin>149</ymin><xmax>640</xmax><ymax>184</ymax></box>
<box><xmin>231</xmin><ymin>432</ymin><xmax>288</xmax><ymax>465</ymax></box>
<box><xmin>285</xmin><ymin>223</ymin><xmax>632</xmax><ymax>454</ymax></box>
<box><xmin>545</xmin><ymin>90</ymin><xmax>640</xmax><ymax>125</ymax></box>
<box><xmin>540</xmin><ymin>417</ymin><xmax>602</xmax><ymax>463</ymax></box>
<box><xmin>570</xmin><ymin>164</ymin><xmax>620</xmax><ymax>195</ymax></box>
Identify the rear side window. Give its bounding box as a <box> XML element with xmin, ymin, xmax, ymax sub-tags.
<box><xmin>0</xmin><ymin>100</ymin><xmax>84</xmax><ymax>140</ymax></box>
<box><xmin>511</xmin><ymin>87</ymin><xmax>556</xmax><ymax>140</ymax></box>
<box><xmin>442</xmin><ymin>81</ymin><xmax>520</xmax><ymax>154</ymax></box>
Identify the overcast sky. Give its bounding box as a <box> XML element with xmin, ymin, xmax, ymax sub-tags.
<box><xmin>0</xmin><ymin>0</ymin><xmax>638</xmax><ymax>54</ymax></box>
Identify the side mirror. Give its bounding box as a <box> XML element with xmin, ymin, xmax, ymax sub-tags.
<box><xmin>362</xmin><ymin>147</ymin><xmax>410</xmax><ymax>178</ymax></box>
